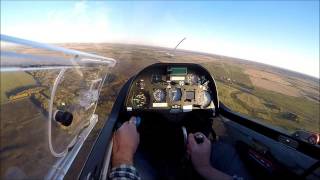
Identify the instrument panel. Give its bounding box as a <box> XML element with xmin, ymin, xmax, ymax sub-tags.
<box><xmin>125</xmin><ymin>63</ymin><xmax>218</xmax><ymax>113</ymax></box>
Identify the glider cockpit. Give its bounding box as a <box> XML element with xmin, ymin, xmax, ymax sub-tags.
<box><xmin>1</xmin><ymin>35</ymin><xmax>319</xmax><ymax>180</ymax></box>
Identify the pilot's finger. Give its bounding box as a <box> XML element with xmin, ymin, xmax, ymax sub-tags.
<box><xmin>187</xmin><ymin>134</ymin><xmax>194</xmax><ymax>154</ymax></box>
<box><xmin>117</xmin><ymin>121</ymin><xmax>129</xmax><ymax>131</ymax></box>
<box><xmin>188</xmin><ymin>133</ymin><xmax>197</xmax><ymax>147</ymax></box>
<box><xmin>120</xmin><ymin>121</ymin><xmax>129</xmax><ymax>127</ymax></box>
<box><xmin>204</xmin><ymin>136</ymin><xmax>211</xmax><ymax>145</ymax></box>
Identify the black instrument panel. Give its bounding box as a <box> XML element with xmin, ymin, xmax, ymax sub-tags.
<box><xmin>125</xmin><ymin>63</ymin><xmax>219</xmax><ymax>113</ymax></box>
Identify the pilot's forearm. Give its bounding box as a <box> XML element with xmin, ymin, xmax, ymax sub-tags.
<box><xmin>198</xmin><ymin>166</ymin><xmax>232</xmax><ymax>180</ymax></box>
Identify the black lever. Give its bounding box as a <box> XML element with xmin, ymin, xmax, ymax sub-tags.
<box><xmin>54</xmin><ymin>110</ymin><xmax>73</xmax><ymax>126</ymax></box>
<box><xmin>194</xmin><ymin>134</ymin><xmax>204</xmax><ymax>144</ymax></box>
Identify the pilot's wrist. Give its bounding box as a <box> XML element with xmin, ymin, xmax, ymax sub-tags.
<box><xmin>112</xmin><ymin>151</ymin><xmax>134</xmax><ymax>167</ymax></box>
<box><xmin>112</xmin><ymin>156</ymin><xmax>133</xmax><ymax>167</ymax></box>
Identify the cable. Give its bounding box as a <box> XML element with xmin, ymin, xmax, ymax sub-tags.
<box><xmin>48</xmin><ymin>68</ymin><xmax>67</xmax><ymax>157</ymax></box>
<box><xmin>48</xmin><ymin>66</ymin><xmax>109</xmax><ymax>157</ymax></box>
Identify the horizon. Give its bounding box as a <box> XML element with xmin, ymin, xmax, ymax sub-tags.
<box><xmin>4</xmin><ymin>37</ymin><xmax>318</xmax><ymax>79</ymax></box>
<box><xmin>64</xmin><ymin>41</ymin><xmax>320</xmax><ymax>79</ymax></box>
<box><xmin>1</xmin><ymin>1</ymin><xmax>319</xmax><ymax>78</ymax></box>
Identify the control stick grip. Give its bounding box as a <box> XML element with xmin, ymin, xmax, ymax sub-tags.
<box><xmin>194</xmin><ymin>134</ymin><xmax>204</xmax><ymax>144</ymax></box>
<box><xmin>131</xmin><ymin>116</ymin><xmax>141</xmax><ymax>127</ymax></box>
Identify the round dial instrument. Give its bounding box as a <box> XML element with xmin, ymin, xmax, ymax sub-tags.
<box><xmin>153</xmin><ymin>89</ymin><xmax>165</xmax><ymax>102</ymax></box>
<box><xmin>186</xmin><ymin>74</ymin><xmax>199</xmax><ymax>85</ymax></box>
<box><xmin>199</xmin><ymin>90</ymin><xmax>211</xmax><ymax>108</ymax></box>
<box><xmin>136</xmin><ymin>79</ymin><xmax>145</xmax><ymax>89</ymax></box>
<box><xmin>169</xmin><ymin>88</ymin><xmax>182</xmax><ymax>102</ymax></box>
<box><xmin>152</xmin><ymin>74</ymin><xmax>162</xmax><ymax>83</ymax></box>
<box><xmin>132</xmin><ymin>91</ymin><xmax>148</xmax><ymax>108</ymax></box>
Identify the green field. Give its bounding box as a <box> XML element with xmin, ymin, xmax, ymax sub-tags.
<box><xmin>253</xmin><ymin>87</ymin><xmax>319</xmax><ymax>132</ymax></box>
<box><xmin>0</xmin><ymin>71</ymin><xmax>36</xmax><ymax>104</ymax></box>
<box><xmin>205</xmin><ymin>63</ymin><xmax>320</xmax><ymax>134</ymax></box>
<box><xmin>202</xmin><ymin>62</ymin><xmax>253</xmax><ymax>90</ymax></box>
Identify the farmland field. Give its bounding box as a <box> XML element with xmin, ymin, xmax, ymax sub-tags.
<box><xmin>0</xmin><ymin>71</ymin><xmax>36</xmax><ymax>104</ymax></box>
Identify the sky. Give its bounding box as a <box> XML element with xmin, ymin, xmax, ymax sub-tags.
<box><xmin>1</xmin><ymin>1</ymin><xmax>319</xmax><ymax>78</ymax></box>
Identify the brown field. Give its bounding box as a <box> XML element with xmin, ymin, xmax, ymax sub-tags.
<box><xmin>245</xmin><ymin>69</ymin><xmax>301</xmax><ymax>97</ymax></box>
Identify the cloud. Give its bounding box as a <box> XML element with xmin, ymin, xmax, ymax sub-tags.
<box><xmin>3</xmin><ymin>1</ymin><xmax>113</xmax><ymax>43</ymax></box>
<box><xmin>73</xmin><ymin>1</ymin><xmax>87</xmax><ymax>15</ymax></box>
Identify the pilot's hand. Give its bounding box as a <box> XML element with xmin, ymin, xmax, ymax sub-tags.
<box><xmin>112</xmin><ymin>116</ymin><xmax>140</xmax><ymax>167</ymax></box>
<box><xmin>187</xmin><ymin>132</ymin><xmax>231</xmax><ymax>180</ymax></box>
<box><xmin>187</xmin><ymin>132</ymin><xmax>211</xmax><ymax>172</ymax></box>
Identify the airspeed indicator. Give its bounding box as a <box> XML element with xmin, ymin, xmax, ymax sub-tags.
<box><xmin>132</xmin><ymin>91</ymin><xmax>148</xmax><ymax>108</ymax></box>
<box><xmin>153</xmin><ymin>89</ymin><xmax>166</xmax><ymax>102</ymax></box>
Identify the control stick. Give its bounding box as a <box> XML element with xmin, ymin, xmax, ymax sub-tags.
<box><xmin>194</xmin><ymin>134</ymin><xmax>205</xmax><ymax>144</ymax></box>
<box><xmin>132</xmin><ymin>116</ymin><xmax>141</xmax><ymax>127</ymax></box>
